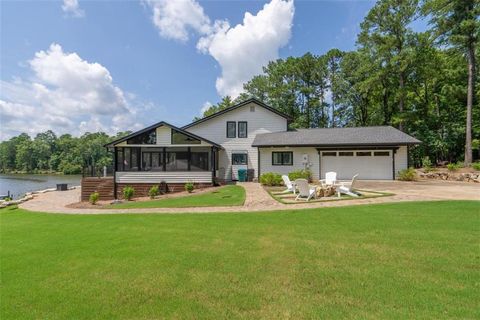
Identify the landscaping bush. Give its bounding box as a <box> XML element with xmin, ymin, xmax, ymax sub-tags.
<box><xmin>185</xmin><ymin>182</ymin><xmax>194</xmax><ymax>193</ymax></box>
<box><xmin>259</xmin><ymin>172</ymin><xmax>283</xmax><ymax>186</ymax></box>
<box><xmin>397</xmin><ymin>167</ymin><xmax>417</xmax><ymax>181</ymax></box>
<box><xmin>447</xmin><ymin>163</ymin><xmax>461</xmax><ymax>171</ymax></box>
<box><xmin>422</xmin><ymin>156</ymin><xmax>433</xmax><ymax>172</ymax></box>
<box><xmin>288</xmin><ymin>169</ymin><xmax>311</xmax><ymax>182</ymax></box>
<box><xmin>123</xmin><ymin>186</ymin><xmax>135</xmax><ymax>201</ymax></box>
<box><xmin>472</xmin><ymin>162</ymin><xmax>480</xmax><ymax>171</ymax></box>
<box><xmin>148</xmin><ymin>185</ymin><xmax>159</xmax><ymax>199</ymax></box>
<box><xmin>89</xmin><ymin>192</ymin><xmax>99</xmax><ymax>205</ymax></box>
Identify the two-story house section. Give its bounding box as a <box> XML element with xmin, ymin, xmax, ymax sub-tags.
<box><xmin>182</xmin><ymin>99</ymin><xmax>290</xmax><ymax>182</ymax></box>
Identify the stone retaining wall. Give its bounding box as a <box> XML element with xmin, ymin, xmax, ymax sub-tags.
<box><xmin>417</xmin><ymin>170</ymin><xmax>480</xmax><ymax>183</ymax></box>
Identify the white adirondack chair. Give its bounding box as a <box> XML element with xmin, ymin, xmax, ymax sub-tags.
<box><xmin>320</xmin><ymin>171</ymin><xmax>337</xmax><ymax>187</ymax></box>
<box><xmin>337</xmin><ymin>174</ymin><xmax>360</xmax><ymax>197</ymax></box>
<box><xmin>281</xmin><ymin>175</ymin><xmax>296</xmax><ymax>194</ymax></box>
<box><xmin>295</xmin><ymin>179</ymin><xmax>316</xmax><ymax>201</ymax></box>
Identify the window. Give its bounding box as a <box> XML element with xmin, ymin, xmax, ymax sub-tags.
<box><xmin>322</xmin><ymin>152</ymin><xmax>337</xmax><ymax>157</ymax></box>
<box><xmin>227</xmin><ymin>121</ymin><xmax>236</xmax><ymax>138</ymax></box>
<box><xmin>127</xmin><ymin>129</ymin><xmax>156</xmax><ymax>144</ymax></box>
<box><xmin>250</xmin><ymin>105</ymin><xmax>255</xmax><ymax>112</ymax></box>
<box><xmin>374</xmin><ymin>151</ymin><xmax>390</xmax><ymax>156</ymax></box>
<box><xmin>171</xmin><ymin>129</ymin><xmax>200</xmax><ymax>144</ymax></box>
<box><xmin>238</xmin><ymin>122</ymin><xmax>247</xmax><ymax>138</ymax></box>
<box><xmin>232</xmin><ymin>153</ymin><xmax>248</xmax><ymax>165</ymax></box>
<box><xmin>356</xmin><ymin>151</ymin><xmax>371</xmax><ymax>156</ymax></box>
<box><xmin>339</xmin><ymin>151</ymin><xmax>354</xmax><ymax>156</ymax></box>
<box><xmin>272</xmin><ymin>152</ymin><xmax>293</xmax><ymax>165</ymax></box>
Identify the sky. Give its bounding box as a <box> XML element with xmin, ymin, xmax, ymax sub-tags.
<box><xmin>0</xmin><ymin>0</ymin><xmax>384</xmax><ymax>140</ymax></box>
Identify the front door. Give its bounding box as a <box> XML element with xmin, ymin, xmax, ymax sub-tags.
<box><xmin>231</xmin><ymin>152</ymin><xmax>248</xmax><ymax>180</ymax></box>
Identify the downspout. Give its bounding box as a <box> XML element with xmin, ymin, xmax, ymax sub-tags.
<box><xmin>257</xmin><ymin>147</ymin><xmax>261</xmax><ymax>179</ymax></box>
<box><xmin>392</xmin><ymin>148</ymin><xmax>396</xmax><ymax>180</ymax></box>
<box><xmin>317</xmin><ymin>149</ymin><xmax>322</xmax><ymax>180</ymax></box>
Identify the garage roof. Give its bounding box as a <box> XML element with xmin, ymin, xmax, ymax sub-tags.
<box><xmin>252</xmin><ymin>126</ymin><xmax>421</xmax><ymax>147</ymax></box>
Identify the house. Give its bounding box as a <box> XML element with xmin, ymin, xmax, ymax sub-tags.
<box><xmin>103</xmin><ymin>98</ymin><xmax>420</xmax><ymax>198</ymax></box>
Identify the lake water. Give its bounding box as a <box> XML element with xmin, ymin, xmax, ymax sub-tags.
<box><xmin>0</xmin><ymin>174</ymin><xmax>81</xmax><ymax>199</ymax></box>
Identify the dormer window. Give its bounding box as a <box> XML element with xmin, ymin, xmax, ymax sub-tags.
<box><xmin>226</xmin><ymin>121</ymin><xmax>236</xmax><ymax>138</ymax></box>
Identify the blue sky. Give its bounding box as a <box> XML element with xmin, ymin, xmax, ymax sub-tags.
<box><xmin>1</xmin><ymin>0</ymin><xmax>382</xmax><ymax>140</ymax></box>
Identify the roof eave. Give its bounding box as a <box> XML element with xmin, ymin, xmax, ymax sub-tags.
<box><xmin>252</xmin><ymin>141</ymin><xmax>421</xmax><ymax>148</ymax></box>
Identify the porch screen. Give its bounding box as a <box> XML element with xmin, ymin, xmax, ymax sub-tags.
<box><xmin>190</xmin><ymin>147</ymin><xmax>210</xmax><ymax>171</ymax></box>
<box><xmin>166</xmin><ymin>147</ymin><xmax>189</xmax><ymax>171</ymax></box>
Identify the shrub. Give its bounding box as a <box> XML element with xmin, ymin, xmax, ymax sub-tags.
<box><xmin>185</xmin><ymin>182</ymin><xmax>194</xmax><ymax>193</ymax></box>
<box><xmin>447</xmin><ymin>163</ymin><xmax>461</xmax><ymax>171</ymax></box>
<box><xmin>472</xmin><ymin>162</ymin><xmax>480</xmax><ymax>171</ymax></box>
<box><xmin>89</xmin><ymin>192</ymin><xmax>99</xmax><ymax>205</ymax></box>
<box><xmin>148</xmin><ymin>185</ymin><xmax>159</xmax><ymax>199</ymax></box>
<box><xmin>397</xmin><ymin>167</ymin><xmax>417</xmax><ymax>181</ymax></box>
<box><xmin>123</xmin><ymin>186</ymin><xmax>135</xmax><ymax>201</ymax></box>
<box><xmin>422</xmin><ymin>156</ymin><xmax>433</xmax><ymax>172</ymax></box>
<box><xmin>288</xmin><ymin>169</ymin><xmax>311</xmax><ymax>182</ymax></box>
<box><xmin>259</xmin><ymin>172</ymin><xmax>283</xmax><ymax>186</ymax></box>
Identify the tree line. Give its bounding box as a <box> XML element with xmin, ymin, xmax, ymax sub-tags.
<box><xmin>201</xmin><ymin>0</ymin><xmax>479</xmax><ymax>166</ymax></box>
<box><xmin>0</xmin><ymin>131</ymin><xmax>130</xmax><ymax>174</ymax></box>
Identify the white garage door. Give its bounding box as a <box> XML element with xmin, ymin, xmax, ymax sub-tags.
<box><xmin>321</xmin><ymin>150</ymin><xmax>392</xmax><ymax>180</ymax></box>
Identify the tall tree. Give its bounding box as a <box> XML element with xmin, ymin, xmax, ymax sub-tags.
<box><xmin>325</xmin><ymin>49</ymin><xmax>344</xmax><ymax>127</ymax></box>
<box><xmin>424</xmin><ymin>0</ymin><xmax>479</xmax><ymax>164</ymax></box>
<box><xmin>358</xmin><ymin>0</ymin><xmax>419</xmax><ymax>130</ymax></box>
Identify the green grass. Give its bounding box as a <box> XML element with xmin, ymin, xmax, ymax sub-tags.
<box><xmin>108</xmin><ymin>185</ymin><xmax>245</xmax><ymax>208</ymax></box>
<box><xmin>1</xmin><ymin>201</ymin><xmax>479</xmax><ymax>319</ymax></box>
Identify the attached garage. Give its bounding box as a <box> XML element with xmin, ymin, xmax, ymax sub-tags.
<box><xmin>253</xmin><ymin>126</ymin><xmax>420</xmax><ymax>180</ymax></box>
<box><xmin>320</xmin><ymin>150</ymin><xmax>393</xmax><ymax>180</ymax></box>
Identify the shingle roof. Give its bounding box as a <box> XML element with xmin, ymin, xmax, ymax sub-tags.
<box><xmin>252</xmin><ymin>126</ymin><xmax>421</xmax><ymax>147</ymax></box>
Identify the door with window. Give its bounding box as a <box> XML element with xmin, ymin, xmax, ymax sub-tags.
<box><xmin>231</xmin><ymin>151</ymin><xmax>248</xmax><ymax>180</ymax></box>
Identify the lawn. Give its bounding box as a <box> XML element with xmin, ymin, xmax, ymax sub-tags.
<box><xmin>1</xmin><ymin>201</ymin><xmax>479</xmax><ymax>319</ymax></box>
<box><xmin>108</xmin><ymin>185</ymin><xmax>245</xmax><ymax>209</ymax></box>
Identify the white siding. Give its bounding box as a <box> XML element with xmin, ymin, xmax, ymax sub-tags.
<box><xmin>156</xmin><ymin>126</ymin><xmax>171</xmax><ymax>145</ymax></box>
<box><xmin>259</xmin><ymin>147</ymin><xmax>320</xmax><ymax>180</ymax></box>
<box><xmin>260</xmin><ymin>147</ymin><xmax>409</xmax><ymax>180</ymax></box>
<box><xmin>116</xmin><ymin>171</ymin><xmax>212</xmax><ymax>183</ymax></box>
<box><xmin>185</xmin><ymin>102</ymin><xmax>287</xmax><ymax>180</ymax></box>
<box><xmin>395</xmin><ymin>146</ymin><xmax>408</xmax><ymax>175</ymax></box>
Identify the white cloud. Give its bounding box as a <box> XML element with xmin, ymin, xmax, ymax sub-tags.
<box><xmin>200</xmin><ymin>101</ymin><xmax>212</xmax><ymax>115</ymax></box>
<box><xmin>198</xmin><ymin>0</ymin><xmax>294</xmax><ymax>97</ymax></box>
<box><xmin>0</xmin><ymin>44</ymin><xmax>144</xmax><ymax>140</ymax></box>
<box><xmin>143</xmin><ymin>0</ymin><xmax>211</xmax><ymax>42</ymax></box>
<box><xmin>145</xmin><ymin>0</ymin><xmax>295</xmax><ymax>98</ymax></box>
<box><xmin>62</xmin><ymin>0</ymin><xmax>85</xmax><ymax>18</ymax></box>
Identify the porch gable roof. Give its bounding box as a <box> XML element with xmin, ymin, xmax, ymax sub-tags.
<box><xmin>104</xmin><ymin>121</ymin><xmax>223</xmax><ymax>149</ymax></box>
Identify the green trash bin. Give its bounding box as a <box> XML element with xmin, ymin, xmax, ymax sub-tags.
<box><xmin>238</xmin><ymin>169</ymin><xmax>247</xmax><ymax>182</ymax></box>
